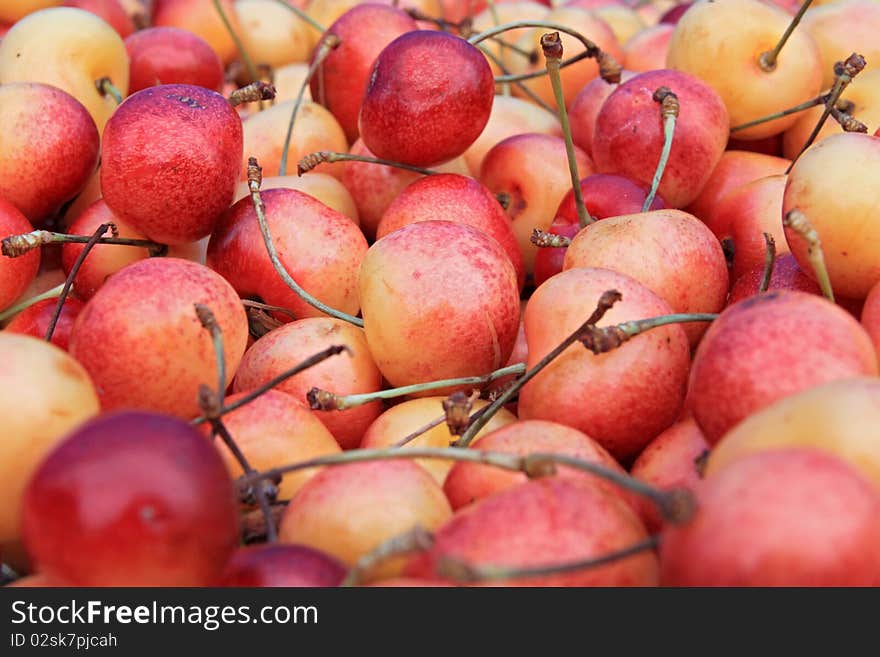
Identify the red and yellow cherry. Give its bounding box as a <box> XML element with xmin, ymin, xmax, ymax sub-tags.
<box><xmin>207</xmin><ymin>188</ymin><xmax>368</xmax><ymax>321</ymax></box>
<box><xmin>220</xmin><ymin>544</ymin><xmax>346</xmax><ymax>587</ymax></box>
<box><xmin>0</xmin><ymin>333</ymin><xmax>99</xmax><ymax>543</ymax></box>
<box><xmin>359</xmin><ymin>30</ymin><xmax>495</xmax><ymax>167</ymax></box>
<box><xmin>519</xmin><ymin>267</ymin><xmax>691</xmax><ymax>462</ymax></box>
<box><xmin>687</xmin><ymin>290</ymin><xmax>878</xmax><ymax>445</ymax></box>
<box><xmin>661</xmin><ymin>449</ymin><xmax>880</xmax><ymax>586</ymax></box>
<box><xmin>0</xmin><ymin>197</ymin><xmax>40</xmax><ymax>311</ymax></box>
<box><xmin>125</xmin><ymin>26</ymin><xmax>224</xmax><ymax>93</ymax></box>
<box><xmin>359</xmin><ymin>221</ymin><xmax>520</xmax><ymax>388</ymax></box>
<box><xmin>592</xmin><ymin>69</ymin><xmax>729</xmax><ymax>208</ymax></box>
<box><xmin>0</xmin><ymin>83</ymin><xmax>98</xmax><ymax>225</ymax></box>
<box><xmin>407</xmin><ymin>478</ymin><xmax>659</xmax><ymax>586</ymax></box>
<box><xmin>376</xmin><ymin>173</ymin><xmax>526</xmax><ymax>290</ymax></box>
<box><xmin>69</xmin><ymin>257</ymin><xmax>248</xmax><ymax>419</ymax></box>
<box><xmin>101</xmin><ymin>84</ymin><xmax>242</xmax><ymax>245</ymax></box>
<box><xmin>233</xmin><ymin>318</ymin><xmax>382</xmax><ymax>450</ymax></box>
<box><xmin>21</xmin><ymin>410</ymin><xmax>240</xmax><ymax>586</ymax></box>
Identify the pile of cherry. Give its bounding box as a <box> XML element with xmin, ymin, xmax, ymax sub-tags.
<box><xmin>1</xmin><ymin>0</ymin><xmax>880</xmax><ymax>587</ymax></box>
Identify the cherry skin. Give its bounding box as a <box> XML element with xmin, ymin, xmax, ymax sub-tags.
<box><xmin>101</xmin><ymin>83</ymin><xmax>243</xmax><ymax>244</ymax></box>
<box><xmin>534</xmin><ymin>173</ymin><xmax>667</xmax><ymax>286</ymax></box>
<box><xmin>310</xmin><ymin>3</ymin><xmax>417</xmax><ymax>143</ymax></box>
<box><xmin>359</xmin><ymin>30</ymin><xmax>495</xmax><ymax>167</ymax></box>
<box><xmin>5</xmin><ymin>297</ymin><xmax>85</xmax><ymax>351</ymax></box>
<box><xmin>0</xmin><ymin>196</ymin><xmax>40</xmax><ymax>312</ymax></box>
<box><xmin>125</xmin><ymin>27</ymin><xmax>225</xmax><ymax>93</ymax></box>
<box><xmin>661</xmin><ymin>449</ymin><xmax>880</xmax><ymax>586</ymax></box>
<box><xmin>220</xmin><ymin>544</ymin><xmax>347</xmax><ymax>587</ymax></box>
<box><xmin>21</xmin><ymin>411</ymin><xmax>240</xmax><ymax>587</ymax></box>
<box><xmin>592</xmin><ymin>69</ymin><xmax>729</xmax><ymax>208</ymax></box>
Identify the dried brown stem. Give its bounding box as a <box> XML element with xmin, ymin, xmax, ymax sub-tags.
<box><xmin>228</xmin><ymin>80</ymin><xmax>277</xmax><ymax>107</ymax></box>
<box><xmin>342</xmin><ymin>526</ymin><xmax>435</xmax><ymax>587</ymax></box>
<box><xmin>531</xmin><ymin>228</ymin><xmax>572</xmax><ymax>248</ymax></box>
<box><xmin>45</xmin><ymin>223</ymin><xmax>114</xmax><ymax>342</ymax></box>
<box><xmin>454</xmin><ymin>289</ymin><xmax>623</xmax><ymax>447</ymax></box>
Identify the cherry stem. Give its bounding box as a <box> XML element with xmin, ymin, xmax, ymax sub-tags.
<box><xmin>228</xmin><ymin>80</ymin><xmax>277</xmax><ymax>107</ymax></box>
<box><xmin>307</xmin><ymin>362</ymin><xmax>526</xmax><ymax>411</ymax></box>
<box><xmin>195</xmin><ymin>305</ymin><xmax>278</xmax><ymax>541</ymax></box>
<box><xmin>758</xmin><ymin>0</ymin><xmax>815</xmax><ymax>72</ymax></box>
<box><xmin>454</xmin><ymin>289</ymin><xmax>623</xmax><ymax>448</ymax></box>
<box><xmin>578</xmin><ymin>312</ymin><xmax>718</xmax><ymax>354</ymax></box>
<box><xmin>237</xmin><ymin>446</ymin><xmax>696</xmax><ymax>524</ymax></box>
<box><xmin>395</xmin><ymin>411</ymin><xmax>455</xmax><ymax>447</ymax></box>
<box><xmin>729</xmin><ymin>93</ymin><xmax>826</xmax><ymax>133</ymax></box>
<box><xmin>241</xmin><ymin>502</ymin><xmax>286</xmax><ymax>544</ymax></box>
<box><xmin>642</xmin><ymin>87</ymin><xmax>679</xmax><ymax>212</ymax></box>
<box><xmin>829</xmin><ymin>104</ymin><xmax>868</xmax><ymax>133</ymax></box>
<box><xmin>783</xmin><ymin>208</ymin><xmax>834</xmax><ymax>302</ymax></box>
<box><xmin>1</xmin><ymin>229</ymin><xmax>167</xmax><ymax>258</ymax></box>
<box><xmin>342</xmin><ymin>526</ymin><xmax>435</xmax><ymax>587</ymax></box>
<box><xmin>45</xmin><ymin>222</ymin><xmax>113</xmax><ymax>342</ymax></box>
<box><xmin>759</xmin><ymin>232</ymin><xmax>776</xmax><ymax>293</ymax></box>
<box><xmin>467</xmin><ymin>20</ymin><xmax>622</xmax><ymax>85</ymax></box>
<box><xmin>268</xmin><ymin>0</ymin><xmax>326</xmax><ymax>35</ymax></box>
<box><xmin>477</xmin><ymin>44</ymin><xmax>554</xmax><ymax>112</ymax></box>
<box><xmin>0</xmin><ymin>283</ymin><xmax>64</xmax><ymax>324</ymax></box>
<box><xmin>247</xmin><ymin>157</ymin><xmax>364</xmax><ymax>326</ymax></box>
<box><xmin>95</xmin><ymin>77</ymin><xmax>123</xmax><ymax>105</ymax></box>
<box><xmin>437</xmin><ymin>535</ymin><xmax>660</xmax><ymax>584</ymax></box>
<box><xmin>212</xmin><ymin>0</ymin><xmax>259</xmax><ymax>84</ymax></box>
<box><xmin>279</xmin><ymin>35</ymin><xmax>340</xmax><ymax>177</ymax></box>
<box><xmin>195</xmin><ymin>304</ymin><xmax>226</xmax><ymax>409</ymax></box>
<box><xmin>531</xmin><ymin>228</ymin><xmax>572</xmax><ymax>248</ymax></box>
<box><xmin>786</xmin><ymin>53</ymin><xmax>866</xmax><ymax>173</ymax></box>
<box><xmin>245</xmin><ymin>306</ymin><xmax>281</xmax><ymax>339</ymax></box>
<box><xmin>485</xmin><ymin>0</ymin><xmax>510</xmax><ymax>96</ymax></box>
<box><xmin>543</xmin><ymin>32</ymin><xmax>593</xmax><ymax>228</ymax></box>
<box><xmin>297</xmin><ymin>151</ymin><xmax>438</xmax><ymax>177</ymax></box>
<box><xmin>405</xmin><ymin>7</ymin><xmax>462</xmax><ymax>31</ymax></box>
<box><xmin>190</xmin><ymin>343</ymin><xmax>351</xmax><ymax>425</ymax></box>
<box><xmin>240</xmin><ymin>298</ymin><xmax>297</xmax><ymax>319</ymax></box>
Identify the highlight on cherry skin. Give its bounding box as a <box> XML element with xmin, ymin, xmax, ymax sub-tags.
<box><xmin>3</xmin><ymin>0</ymin><xmax>880</xmax><ymax>590</ymax></box>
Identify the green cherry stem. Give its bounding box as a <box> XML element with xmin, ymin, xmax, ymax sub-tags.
<box><xmin>269</xmin><ymin>0</ymin><xmax>326</xmax><ymax>35</ymax></box>
<box><xmin>542</xmin><ymin>31</ymin><xmax>593</xmax><ymax>228</ymax></box>
<box><xmin>307</xmin><ymin>363</ymin><xmax>526</xmax><ymax>411</ymax></box>
<box><xmin>212</xmin><ymin>0</ymin><xmax>260</xmax><ymax>84</ymax></box>
<box><xmin>783</xmin><ymin>208</ymin><xmax>834</xmax><ymax>302</ymax></box>
<box><xmin>758</xmin><ymin>0</ymin><xmax>815</xmax><ymax>72</ymax></box>
<box><xmin>0</xmin><ymin>283</ymin><xmax>64</xmax><ymax>324</ymax></box>
<box><xmin>729</xmin><ymin>93</ymin><xmax>826</xmax><ymax>133</ymax></box>
<box><xmin>279</xmin><ymin>34</ymin><xmax>340</xmax><ymax>177</ymax></box>
<box><xmin>642</xmin><ymin>87</ymin><xmax>679</xmax><ymax>212</ymax></box>
<box><xmin>95</xmin><ymin>77</ymin><xmax>124</xmax><ymax>105</ymax></box>
<box><xmin>247</xmin><ymin>157</ymin><xmax>364</xmax><ymax>326</ymax></box>
<box><xmin>578</xmin><ymin>312</ymin><xmax>718</xmax><ymax>354</ymax></box>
